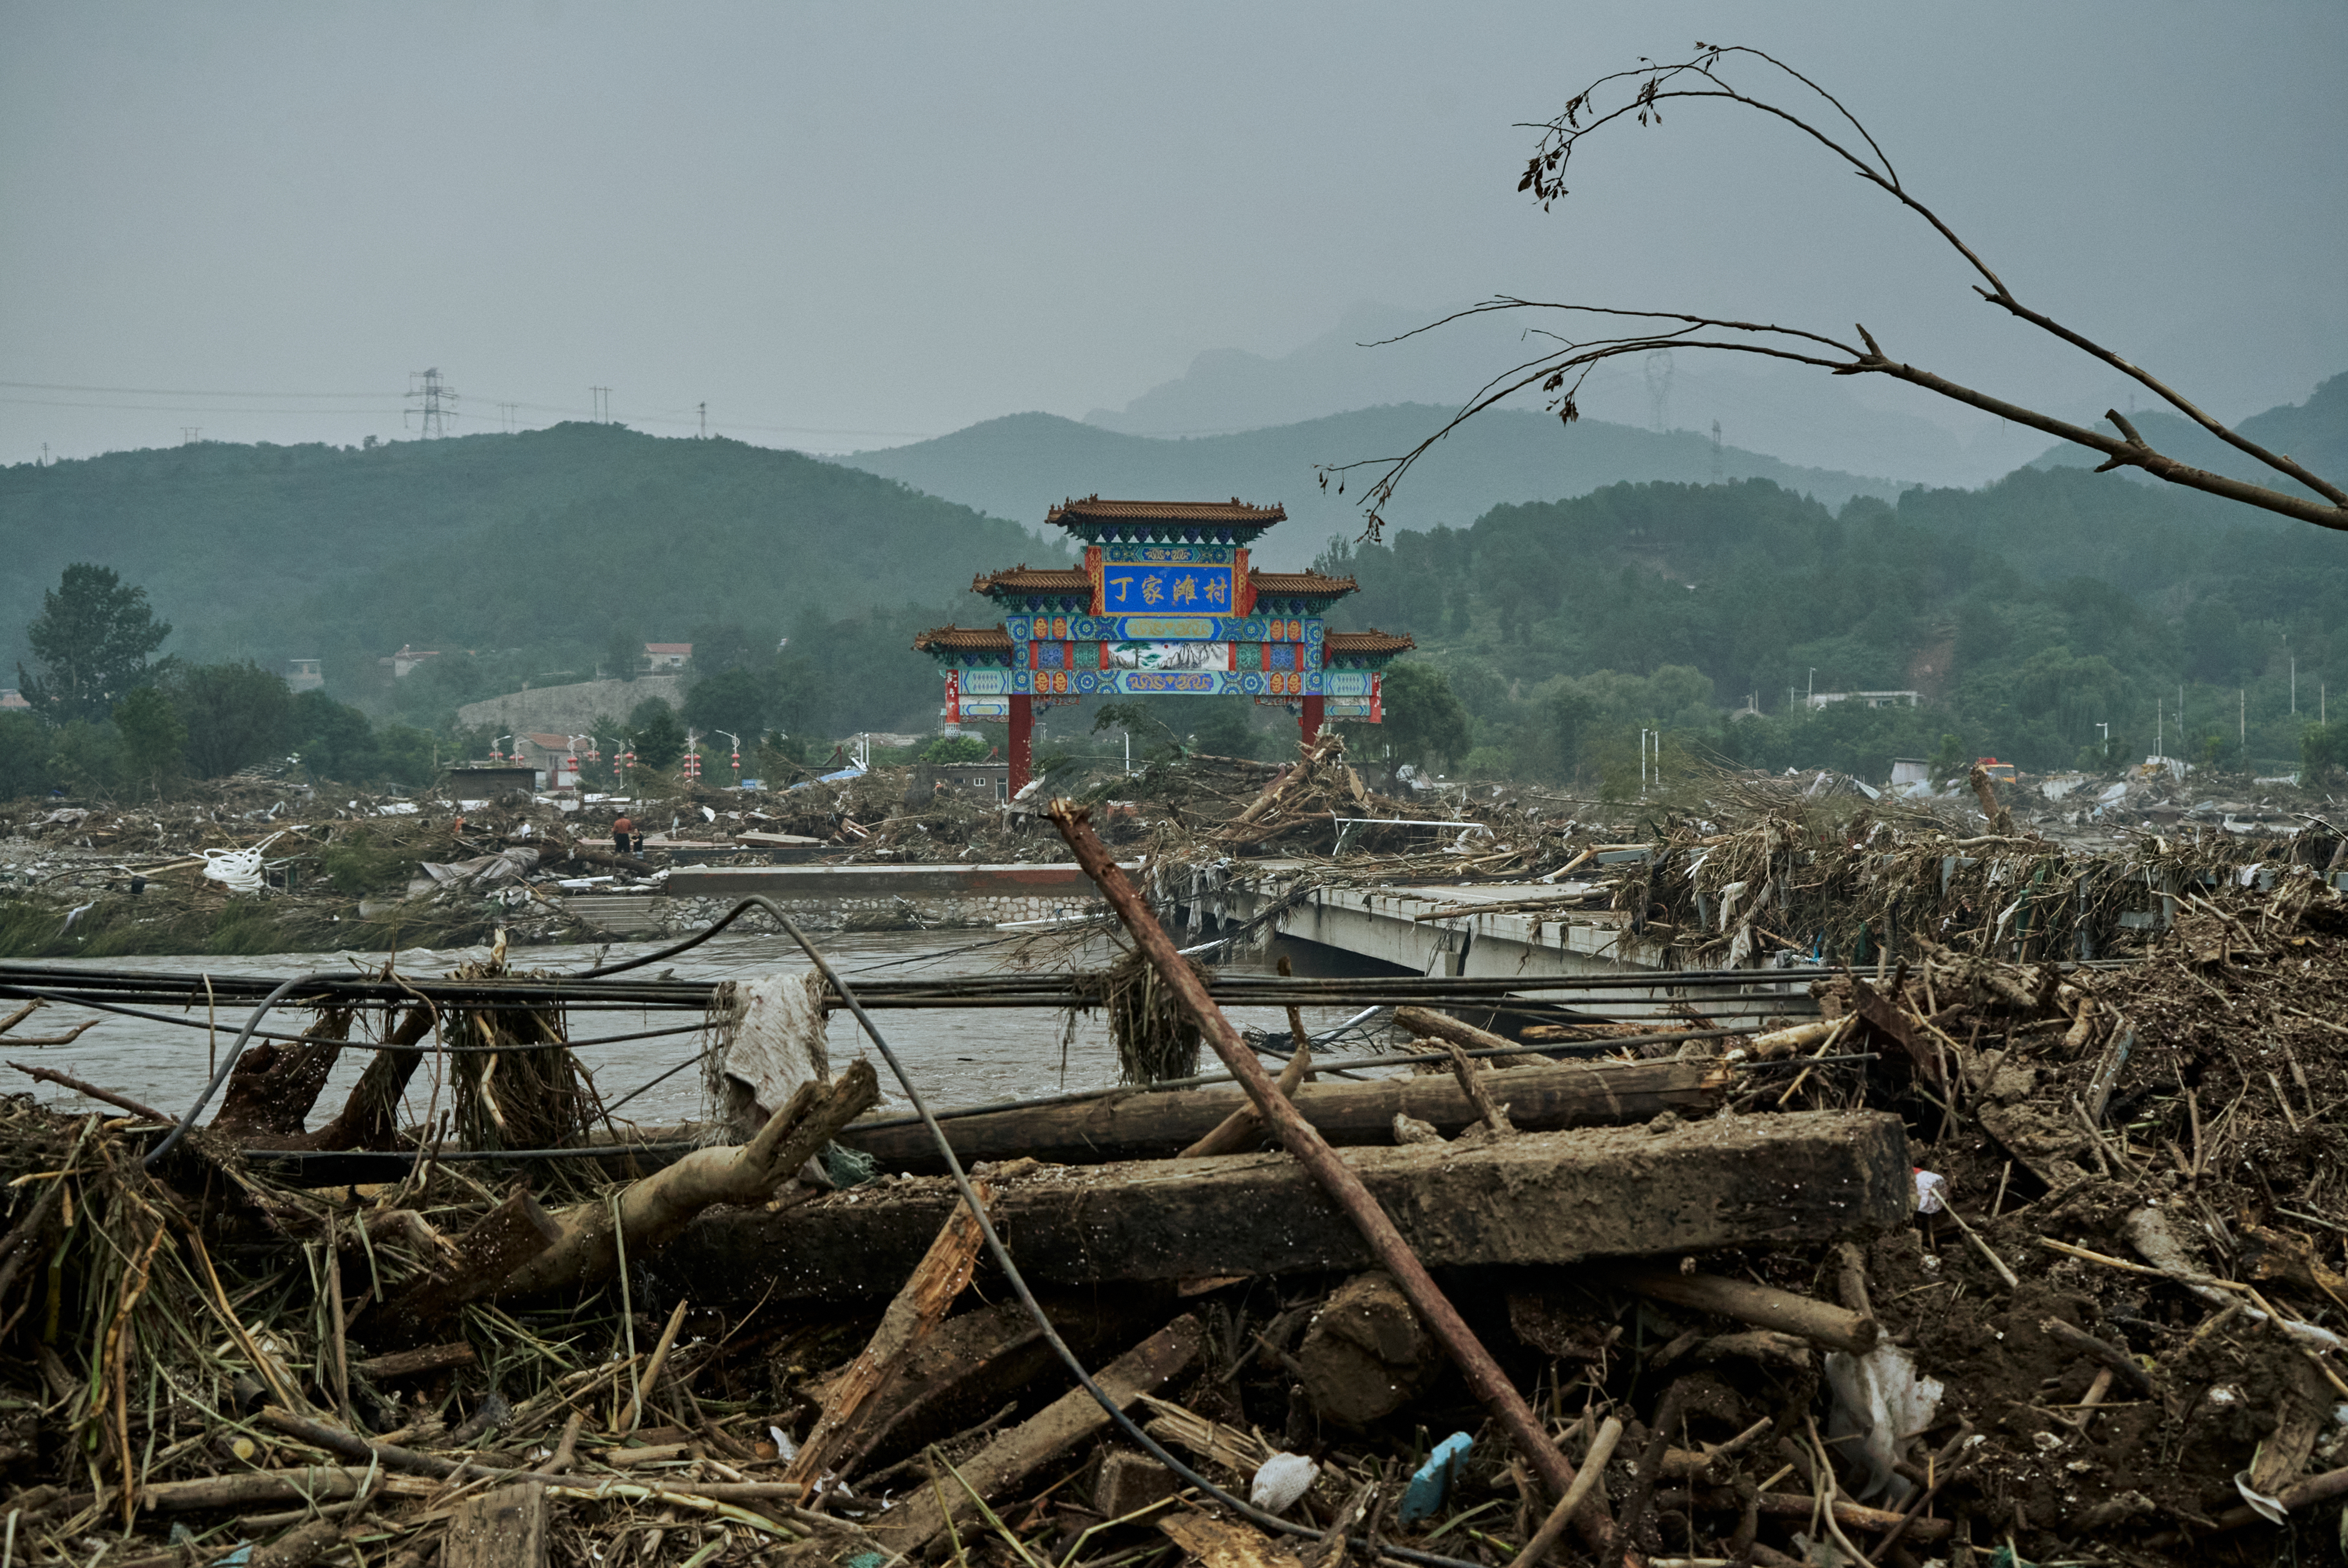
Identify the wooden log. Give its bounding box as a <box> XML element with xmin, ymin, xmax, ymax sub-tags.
<box><xmin>1608</xmin><ymin>1266</ymin><xmax>1879</xmax><ymax>1354</ymax></box>
<box><xmin>1391</xmin><ymin>1005</ymin><xmax>1513</xmax><ymax>1053</ymax></box>
<box><xmin>7</xmin><ymin>1061</ymin><xmax>169</xmax><ymax>1122</ymax></box>
<box><xmin>1178</xmin><ymin>1047</ymin><xmax>1309</xmax><ymax>1159</ymax></box>
<box><xmin>2038</xmin><ymin>1316</ymin><xmax>2157</xmax><ymax>1397</ymax></box>
<box><xmin>1044</xmin><ymin>794</ymin><xmax>1602</xmax><ymax>1519</ymax></box>
<box><xmin>133</xmin><ymin>1467</ymin><xmax>381</xmax><ymax>1512</ymax></box>
<box><xmin>391</xmin><ymin>1187</ymin><xmax>564</xmax><ymax>1325</ymax></box>
<box><xmin>836</xmin><ymin>1058</ymin><xmax>1725</xmax><ymax>1173</ymax></box>
<box><xmin>783</xmin><ymin>1172</ymin><xmax>999</xmax><ymax>1486</ymax></box>
<box><xmin>668</xmin><ymin>1110</ymin><xmax>1911</xmax><ymax>1305</ymax></box>
<box><xmin>864</xmin><ymin>1315</ymin><xmax>1202</xmax><ymax>1557</ymax></box>
<box><xmin>445</xmin><ymin>1484</ymin><xmax>547</xmax><ymax>1568</ymax></box>
<box><xmin>500</xmin><ymin>1059</ymin><xmax>879</xmax><ymax>1297</ymax></box>
<box><xmin>353</xmin><ymin>1341</ymin><xmax>478</xmax><ymax>1381</ymax></box>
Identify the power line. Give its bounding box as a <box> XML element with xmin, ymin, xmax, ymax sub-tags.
<box><xmin>0</xmin><ymin>388</ymin><xmax>939</xmax><ymax>441</ymax></box>
<box><xmin>0</xmin><ymin>379</ymin><xmax>389</xmax><ymax>398</ymax></box>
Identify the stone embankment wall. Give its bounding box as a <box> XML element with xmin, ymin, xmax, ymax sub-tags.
<box><xmin>566</xmin><ymin>890</ymin><xmax>1104</xmax><ymax>938</ymax></box>
<box><xmin>457</xmin><ymin>675</ymin><xmax>685</xmax><ymax>736</ymax></box>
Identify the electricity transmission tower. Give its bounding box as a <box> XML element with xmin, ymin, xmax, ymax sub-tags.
<box><xmin>1711</xmin><ymin>419</ymin><xmax>1724</xmax><ymax>483</ymax></box>
<box><xmin>590</xmin><ymin>386</ymin><xmax>611</xmax><ymax>423</ymax></box>
<box><xmin>407</xmin><ymin>369</ymin><xmax>458</xmax><ymax>437</ymax></box>
<box><xmin>181</xmin><ymin>427</ymin><xmax>201</xmax><ymax>445</ymax></box>
<box><xmin>697</xmin><ymin>401</ymin><xmax>708</xmax><ymax>439</ymax></box>
<box><xmin>499</xmin><ymin>401</ymin><xmax>519</xmax><ymax>432</ymax></box>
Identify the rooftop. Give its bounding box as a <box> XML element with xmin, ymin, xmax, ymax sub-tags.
<box><xmin>1250</xmin><ymin>570</ymin><xmax>1358</xmax><ymax>597</ymax></box>
<box><xmin>1043</xmin><ymin>495</ymin><xmax>1285</xmax><ymax>540</ymax></box>
<box><xmin>972</xmin><ymin>566</ymin><xmax>1091</xmax><ymax>593</ymax></box>
<box><xmin>913</xmin><ymin>623</ymin><xmax>1015</xmax><ymax>654</ymax></box>
<box><xmin>1326</xmin><ymin>630</ymin><xmax>1417</xmax><ymax>656</ymax></box>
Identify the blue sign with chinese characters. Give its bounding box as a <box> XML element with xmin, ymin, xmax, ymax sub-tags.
<box><xmin>1100</xmin><ymin>563</ymin><xmax>1233</xmax><ymax>621</ymax></box>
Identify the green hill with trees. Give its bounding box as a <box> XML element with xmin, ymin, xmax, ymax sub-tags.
<box><xmin>2</xmin><ymin>377</ymin><xmax>2343</xmax><ymax>796</ymax></box>
<box><xmin>1322</xmin><ymin>456</ymin><xmax>2347</xmax><ymax>785</ymax></box>
<box><xmin>0</xmin><ymin>421</ymin><xmax>1039</xmax><ymax>691</ymax></box>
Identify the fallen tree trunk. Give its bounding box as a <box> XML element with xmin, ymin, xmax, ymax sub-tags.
<box><xmin>500</xmin><ymin>1060</ymin><xmax>878</xmax><ymax>1297</ymax></box>
<box><xmin>279</xmin><ymin>1005</ymin><xmax>436</xmax><ymax>1152</ymax></box>
<box><xmin>667</xmin><ymin>1109</ymin><xmax>1910</xmax><ymax>1304</ymax></box>
<box><xmin>835</xmin><ymin>1057</ymin><xmax>1726</xmax><ymax>1172</ymax></box>
<box><xmin>211</xmin><ymin>1007</ymin><xmax>355</xmax><ymax>1138</ymax></box>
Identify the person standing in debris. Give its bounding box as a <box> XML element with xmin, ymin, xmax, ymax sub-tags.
<box><xmin>612</xmin><ymin>814</ymin><xmax>637</xmax><ymax>856</ymax></box>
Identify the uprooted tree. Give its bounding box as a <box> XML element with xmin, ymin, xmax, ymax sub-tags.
<box><xmin>1322</xmin><ymin>45</ymin><xmax>2348</xmax><ymax>539</ymax></box>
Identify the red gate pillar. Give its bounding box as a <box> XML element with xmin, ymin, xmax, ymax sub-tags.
<box><xmin>1008</xmin><ymin>693</ymin><xmax>1034</xmax><ymax>795</ymax></box>
<box><xmin>1298</xmin><ymin>693</ymin><xmax>1325</xmax><ymax>749</ymax></box>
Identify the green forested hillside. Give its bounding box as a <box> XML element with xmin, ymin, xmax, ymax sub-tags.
<box><xmin>1324</xmin><ymin>459</ymin><xmax>2348</xmax><ymax>781</ymax></box>
<box><xmin>0</xmin><ymin>423</ymin><xmax>1039</xmax><ymax>691</ymax></box>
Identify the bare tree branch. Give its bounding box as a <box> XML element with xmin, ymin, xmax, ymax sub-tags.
<box><xmin>1323</xmin><ymin>45</ymin><xmax>2347</xmax><ymax>542</ymax></box>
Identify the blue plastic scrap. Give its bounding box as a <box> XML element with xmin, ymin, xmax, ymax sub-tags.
<box><xmin>1397</xmin><ymin>1431</ymin><xmax>1474</xmax><ymax>1526</ymax></box>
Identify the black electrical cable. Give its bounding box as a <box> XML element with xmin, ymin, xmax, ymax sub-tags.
<box><xmin>749</xmin><ymin>896</ymin><xmax>1486</xmax><ymax>1568</ymax></box>
<box><xmin>3</xmin><ymin>986</ymin><xmax>706</xmax><ymax>1054</ymax></box>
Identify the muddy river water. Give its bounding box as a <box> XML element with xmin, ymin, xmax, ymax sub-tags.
<box><xmin>10</xmin><ymin>930</ymin><xmax>1385</xmax><ymax>1134</ymax></box>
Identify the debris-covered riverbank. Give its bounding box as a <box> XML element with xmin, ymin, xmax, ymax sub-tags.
<box><xmin>1</xmin><ymin>780</ymin><xmax>2346</xmax><ymax>1566</ymax></box>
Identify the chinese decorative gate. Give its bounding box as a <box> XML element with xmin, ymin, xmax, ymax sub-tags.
<box><xmin>915</xmin><ymin>497</ymin><xmax>1415</xmax><ymax>794</ymax></box>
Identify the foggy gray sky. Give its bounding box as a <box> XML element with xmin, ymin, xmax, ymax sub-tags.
<box><xmin>4</xmin><ymin>1</ymin><xmax>2344</xmax><ymax>472</ymax></box>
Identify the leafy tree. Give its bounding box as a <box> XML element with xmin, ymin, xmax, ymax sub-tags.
<box><xmin>1093</xmin><ymin>702</ymin><xmax>1183</xmax><ymax>763</ymax></box>
<box><xmin>1185</xmin><ymin>698</ymin><xmax>1261</xmax><ymax>759</ymax></box>
<box><xmin>1377</xmin><ymin>664</ymin><xmax>1471</xmax><ymax>769</ymax></box>
<box><xmin>175</xmin><ymin>662</ymin><xmax>293</xmax><ymax>778</ymax></box>
<box><xmin>20</xmin><ymin>565</ymin><xmax>172</xmax><ymax>722</ymax></box>
<box><xmin>687</xmin><ymin>621</ymin><xmax>766</xmax><ymax>675</ymax></box>
<box><xmin>0</xmin><ymin>711</ymin><xmax>51</xmax><ymax>798</ymax></box>
<box><xmin>682</xmin><ymin>667</ymin><xmax>769</xmax><ymax>738</ymax></box>
<box><xmin>113</xmin><ymin>687</ymin><xmax>187</xmax><ymax>797</ymax></box>
<box><xmin>289</xmin><ymin>689</ymin><xmax>378</xmax><ymax>782</ymax></box>
<box><xmin>375</xmin><ymin>724</ymin><xmax>438</xmax><ymax>786</ymax></box>
<box><xmin>46</xmin><ymin>720</ymin><xmax>122</xmax><ymax>796</ymax></box>
<box><xmin>602</xmin><ymin>628</ymin><xmax>643</xmax><ymax>682</ymax></box>
<box><xmin>627</xmin><ymin>697</ymin><xmax>686</xmax><ymax>768</ymax></box>
<box><xmin>2303</xmin><ymin>722</ymin><xmax>2347</xmax><ymax>785</ymax></box>
<box><xmin>920</xmin><ymin>733</ymin><xmax>990</xmax><ymax>763</ymax></box>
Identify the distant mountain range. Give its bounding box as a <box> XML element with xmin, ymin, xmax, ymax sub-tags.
<box><xmin>841</xmin><ymin>403</ymin><xmax>1911</xmax><ymax>571</ymax></box>
<box><xmin>1078</xmin><ymin>301</ymin><xmax>2058</xmax><ymax>489</ymax></box>
<box><xmin>2032</xmin><ymin>371</ymin><xmax>2348</xmax><ymax>504</ymax></box>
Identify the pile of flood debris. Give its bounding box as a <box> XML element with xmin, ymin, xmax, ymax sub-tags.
<box><xmin>5</xmin><ymin>802</ymin><xmax>2348</xmax><ymax>1568</ymax></box>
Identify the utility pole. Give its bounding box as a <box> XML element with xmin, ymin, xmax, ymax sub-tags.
<box><xmin>591</xmin><ymin>387</ymin><xmax>611</xmax><ymax>423</ymax></box>
<box><xmin>2156</xmin><ymin>697</ymin><xmax>2163</xmax><ymax>760</ymax></box>
<box><xmin>2240</xmin><ymin>689</ymin><xmax>2245</xmax><ymax>754</ymax></box>
<box><xmin>407</xmin><ymin>369</ymin><xmax>457</xmax><ymax>437</ymax></box>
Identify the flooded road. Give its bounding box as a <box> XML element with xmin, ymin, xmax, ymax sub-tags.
<box><xmin>9</xmin><ymin>929</ymin><xmax>1379</xmax><ymax>1133</ymax></box>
